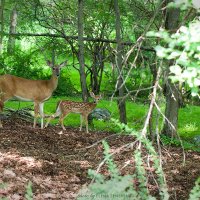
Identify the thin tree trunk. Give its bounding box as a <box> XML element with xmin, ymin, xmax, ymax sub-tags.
<box><xmin>0</xmin><ymin>0</ymin><xmax>4</xmax><ymax>53</ymax></box>
<box><xmin>91</xmin><ymin>45</ymin><xmax>99</xmax><ymax>94</ymax></box>
<box><xmin>149</xmin><ymin>61</ymin><xmax>158</xmax><ymax>140</ymax></box>
<box><xmin>91</xmin><ymin>44</ymin><xmax>105</xmax><ymax>94</ymax></box>
<box><xmin>114</xmin><ymin>0</ymin><xmax>127</xmax><ymax>124</ymax></box>
<box><xmin>7</xmin><ymin>6</ymin><xmax>17</xmax><ymax>54</ymax></box>
<box><xmin>98</xmin><ymin>45</ymin><xmax>105</xmax><ymax>94</ymax></box>
<box><xmin>78</xmin><ymin>0</ymin><xmax>88</xmax><ymax>102</ymax></box>
<box><xmin>162</xmin><ymin>0</ymin><xmax>180</xmax><ymax>137</ymax></box>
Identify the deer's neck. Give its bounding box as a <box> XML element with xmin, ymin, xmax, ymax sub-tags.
<box><xmin>91</xmin><ymin>102</ymin><xmax>97</xmax><ymax>109</ymax></box>
<box><xmin>49</xmin><ymin>73</ymin><xmax>58</xmax><ymax>91</ymax></box>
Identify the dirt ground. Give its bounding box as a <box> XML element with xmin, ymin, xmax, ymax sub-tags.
<box><xmin>0</xmin><ymin>118</ymin><xmax>200</xmax><ymax>200</ymax></box>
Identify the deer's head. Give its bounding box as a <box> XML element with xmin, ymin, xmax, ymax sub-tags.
<box><xmin>47</xmin><ymin>60</ymin><xmax>68</xmax><ymax>77</ymax></box>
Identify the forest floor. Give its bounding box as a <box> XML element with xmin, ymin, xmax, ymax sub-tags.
<box><xmin>0</xmin><ymin>118</ymin><xmax>200</xmax><ymax>200</ymax></box>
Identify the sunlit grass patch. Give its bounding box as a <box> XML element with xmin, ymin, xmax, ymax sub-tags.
<box><xmin>4</xmin><ymin>97</ymin><xmax>200</xmax><ymax>145</ymax></box>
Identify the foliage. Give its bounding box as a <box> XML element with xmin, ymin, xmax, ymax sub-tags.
<box><xmin>77</xmin><ymin>141</ymin><xmax>142</xmax><ymax>200</ymax></box>
<box><xmin>102</xmin><ymin>140</ymin><xmax>119</xmax><ymax>177</ymax></box>
<box><xmin>0</xmin><ymin>183</ymin><xmax>7</xmax><ymax>189</ymax></box>
<box><xmin>167</xmin><ymin>0</ymin><xmax>200</xmax><ymax>11</ymax></box>
<box><xmin>54</xmin><ymin>68</ymin><xmax>77</xmax><ymax>96</ymax></box>
<box><xmin>189</xmin><ymin>178</ymin><xmax>200</xmax><ymax>200</ymax></box>
<box><xmin>0</xmin><ymin>47</ymin><xmax>45</xmax><ymax>79</ymax></box>
<box><xmin>78</xmin><ymin>121</ymin><xmax>169</xmax><ymax>200</ymax></box>
<box><xmin>161</xmin><ymin>135</ymin><xmax>200</xmax><ymax>152</ymax></box>
<box><xmin>25</xmin><ymin>181</ymin><xmax>33</xmax><ymax>200</ymax></box>
<box><xmin>0</xmin><ymin>181</ymin><xmax>33</xmax><ymax>200</ymax></box>
<box><xmin>147</xmin><ymin>8</ymin><xmax>200</xmax><ymax>96</ymax></box>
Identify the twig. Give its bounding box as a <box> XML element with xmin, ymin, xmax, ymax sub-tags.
<box><xmin>94</xmin><ymin>140</ymin><xmax>139</xmax><ymax>177</ymax></box>
<box><xmin>138</xmin><ymin>65</ymin><xmax>162</xmax><ymax>149</ymax></box>
<box><xmin>76</xmin><ymin>134</ymin><xmax>117</xmax><ymax>151</ymax></box>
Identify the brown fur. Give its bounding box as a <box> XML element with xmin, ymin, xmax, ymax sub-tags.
<box><xmin>0</xmin><ymin>60</ymin><xmax>67</xmax><ymax>128</ymax></box>
<box><xmin>45</xmin><ymin>92</ymin><xmax>101</xmax><ymax>133</ymax></box>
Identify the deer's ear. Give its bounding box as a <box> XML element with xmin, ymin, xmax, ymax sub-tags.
<box><xmin>47</xmin><ymin>60</ymin><xmax>53</xmax><ymax>67</ymax></box>
<box><xmin>59</xmin><ymin>60</ymin><xmax>68</xmax><ymax>68</ymax></box>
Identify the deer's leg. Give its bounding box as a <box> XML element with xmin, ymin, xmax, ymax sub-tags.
<box><xmin>0</xmin><ymin>94</ymin><xmax>11</xmax><ymax>128</ymax></box>
<box><xmin>39</xmin><ymin>102</ymin><xmax>44</xmax><ymax>129</ymax></box>
<box><xmin>33</xmin><ymin>102</ymin><xmax>39</xmax><ymax>128</ymax></box>
<box><xmin>59</xmin><ymin>113</ymin><xmax>67</xmax><ymax>131</ymax></box>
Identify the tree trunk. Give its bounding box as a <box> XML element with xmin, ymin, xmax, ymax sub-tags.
<box><xmin>162</xmin><ymin>0</ymin><xmax>180</xmax><ymax>137</ymax></box>
<box><xmin>7</xmin><ymin>6</ymin><xmax>17</xmax><ymax>54</ymax></box>
<box><xmin>91</xmin><ymin>45</ymin><xmax>99</xmax><ymax>94</ymax></box>
<box><xmin>90</xmin><ymin>44</ymin><xmax>105</xmax><ymax>94</ymax></box>
<box><xmin>78</xmin><ymin>0</ymin><xmax>88</xmax><ymax>102</ymax></box>
<box><xmin>0</xmin><ymin>0</ymin><xmax>4</xmax><ymax>53</ymax></box>
<box><xmin>114</xmin><ymin>0</ymin><xmax>127</xmax><ymax>124</ymax></box>
<box><xmin>149</xmin><ymin>61</ymin><xmax>158</xmax><ymax>140</ymax></box>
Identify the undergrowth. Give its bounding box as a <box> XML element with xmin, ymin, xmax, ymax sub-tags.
<box><xmin>77</xmin><ymin>121</ymin><xmax>200</xmax><ymax>200</ymax></box>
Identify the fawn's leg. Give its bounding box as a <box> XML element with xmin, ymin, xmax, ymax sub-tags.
<box><xmin>59</xmin><ymin>113</ymin><xmax>68</xmax><ymax>130</ymax></box>
<box><xmin>45</xmin><ymin>110</ymin><xmax>61</xmax><ymax>128</ymax></box>
<box><xmin>79</xmin><ymin>114</ymin><xmax>83</xmax><ymax>131</ymax></box>
<box><xmin>45</xmin><ymin>115</ymin><xmax>55</xmax><ymax>128</ymax></box>
<box><xmin>83</xmin><ymin>114</ymin><xmax>89</xmax><ymax>133</ymax></box>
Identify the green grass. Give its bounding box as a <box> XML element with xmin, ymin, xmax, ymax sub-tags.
<box><xmin>4</xmin><ymin>97</ymin><xmax>148</xmax><ymax>133</ymax></box>
<box><xmin>4</xmin><ymin>97</ymin><xmax>200</xmax><ymax>150</ymax></box>
<box><xmin>178</xmin><ymin>105</ymin><xmax>200</xmax><ymax>139</ymax></box>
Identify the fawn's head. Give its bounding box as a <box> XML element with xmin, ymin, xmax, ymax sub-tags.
<box><xmin>89</xmin><ymin>92</ymin><xmax>102</xmax><ymax>104</ymax></box>
<box><xmin>47</xmin><ymin>60</ymin><xmax>68</xmax><ymax>77</ymax></box>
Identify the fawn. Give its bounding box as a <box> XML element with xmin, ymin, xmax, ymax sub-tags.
<box><xmin>45</xmin><ymin>92</ymin><xmax>102</xmax><ymax>133</ymax></box>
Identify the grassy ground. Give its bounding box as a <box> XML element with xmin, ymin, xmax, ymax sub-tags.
<box><xmin>4</xmin><ymin>97</ymin><xmax>200</xmax><ymax>140</ymax></box>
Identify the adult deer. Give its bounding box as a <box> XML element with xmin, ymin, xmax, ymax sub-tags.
<box><xmin>45</xmin><ymin>92</ymin><xmax>102</xmax><ymax>133</ymax></box>
<box><xmin>0</xmin><ymin>60</ymin><xmax>67</xmax><ymax>129</ymax></box>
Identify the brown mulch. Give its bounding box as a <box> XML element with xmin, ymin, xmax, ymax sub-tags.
<box><xmin>0</xmin><ymin>118</ymin><xmax>200</xmax><ymax>200</ymax></box>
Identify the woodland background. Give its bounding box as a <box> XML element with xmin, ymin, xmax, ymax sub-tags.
<box><xmin>0</xmin><ymin>0</ymin><xmax>200</xmax><ymax>199</ymax></box>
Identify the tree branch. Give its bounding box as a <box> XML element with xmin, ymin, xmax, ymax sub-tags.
<box><xmin>2</xmin><ymin>32</ymin><xmax>155</xmax><ymax>52</ymax></box>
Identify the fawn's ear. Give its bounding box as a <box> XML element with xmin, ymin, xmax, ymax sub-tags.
<box><xmin>89</xmin><ymin>91</ymin><xmax>95</xmax><ymax>98</ymax></box>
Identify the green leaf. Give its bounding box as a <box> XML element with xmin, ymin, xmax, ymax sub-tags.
<box><xmin>170</xmin><ymin>65</ymin><xmax>182</xmax><ymax>76</ymax></box>
<box><xmin>155</xmin><ymin>46</ymin><xmax>168</xmax><ymax>58</ymax></box>
<box><xmin>191</xmin><ymin>87</ymin><xmax>199</xmax><ymax>97</ymax></box>
<box><xmin>167</xmin><ymin>51</ymin><xmax>182</xmax><ymax>59</ymax></box>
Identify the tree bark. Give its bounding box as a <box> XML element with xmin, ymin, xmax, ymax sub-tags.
<box><xmin>91</xmin><ymin>46</ymin><xmax>99</xmax><ymax>94</ymax></box>
<box><xmin>0</xmin><ymin>0</ymin><xmax>4</xmax><ymax>53</ymax></box>
<box><xmin>149</xmin><ymin>61</ymin><xmax>158</xmax><ymax>140</ymax></box>
<box><xmin>90</xmin><ymin>44</ymin><xmax>105</xmax><ymax>94</ymax></box>
<box><xmin>114</xmin><ymin>0</ymin><xmax>127</xmax><ymax>124</ymax></box>
<box><xmin>78</xmin><ymin>0</ymin><xmax>88</xmax><ymax>102</ymax></box>
<box><xmin>162</xmin><ymin>0</ymin><xmax>180</xmax><ymax>137</ymax></box>
<box><xmin>7</xmin><ymin>6</ymin><xmax>18</xmax><ymax>54</ymax></box>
